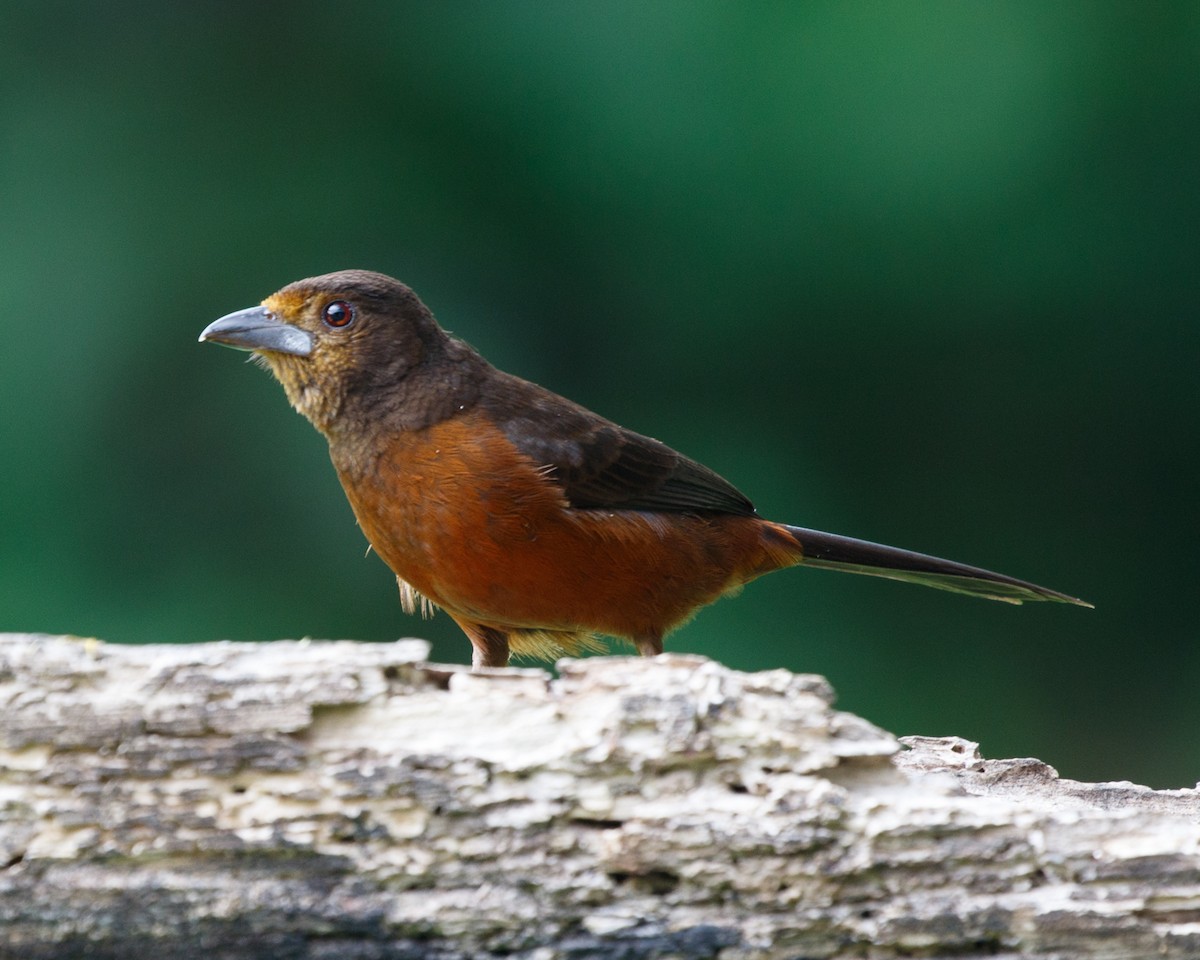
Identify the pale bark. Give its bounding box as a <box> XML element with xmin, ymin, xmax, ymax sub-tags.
<box><xmin>0</xmin><ymin>632</ymin><xmax>1196</xmax><ymax>959</ymax></box>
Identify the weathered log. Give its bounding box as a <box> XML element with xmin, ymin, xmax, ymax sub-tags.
<box><xmin>0</xmin><ymin>632</ymin><xmax>1195</xmax><ymax>959</ymax></box>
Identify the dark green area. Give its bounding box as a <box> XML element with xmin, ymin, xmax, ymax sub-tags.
<box><xmin>2</xmin><ymin>2</ymin><xmax>1196</xmax><ymax>786</ymax></box>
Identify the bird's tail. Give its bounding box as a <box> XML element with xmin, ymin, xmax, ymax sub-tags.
<box><xmin>768</xmin><ymin>523</ymin><xmax>1091</xmax><ymax>607</ymax></box>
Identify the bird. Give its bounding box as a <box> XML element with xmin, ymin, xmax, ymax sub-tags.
<box><xmin>199</xmin><ymin>270</ymin><xmax>1089</xmax><ymax>669</ymax></box>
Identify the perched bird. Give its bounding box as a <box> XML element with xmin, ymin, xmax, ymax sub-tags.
<box><xmin>200</xmin><ymin>270</ymin><xmax>1089</xmax><ymax>668</ymax></box>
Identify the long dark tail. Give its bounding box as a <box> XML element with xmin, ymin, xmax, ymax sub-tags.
<box><xmin>779</xmin><ymin>524</ymin><xmax>1091</xmax><ymax>607</ymax></box>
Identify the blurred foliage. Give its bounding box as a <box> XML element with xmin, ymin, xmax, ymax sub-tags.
<box><xmin>1</xmin><ymin>1</ymin><xmax>1197</xmax><ymax>786</ymax></box>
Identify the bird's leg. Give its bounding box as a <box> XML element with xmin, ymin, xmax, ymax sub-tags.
<box><xmin>633</xmin><ymin>633</ymin><xmax>663</xmax><ymax>658</ymax></box>
<box><xmin>452</xmin><ymin>616</ymin><xmax>511</xmax><ymax>669</ymax></box>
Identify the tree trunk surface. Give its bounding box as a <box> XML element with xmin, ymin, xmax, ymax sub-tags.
<box><xmin>0</xmin><ymin>632</ymin><xmax>1195</xmax><ymax>959</ymax></box>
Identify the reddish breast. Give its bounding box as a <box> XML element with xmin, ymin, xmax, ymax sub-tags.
<box><xmin>334</xmin><ymin>411</ymin><xmax>787</xmax><ymax>641</ymax></box>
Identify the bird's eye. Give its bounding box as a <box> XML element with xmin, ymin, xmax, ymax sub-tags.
<box><xmin>322</xmin><ymin>300</ymin><xmax>355</xmax><ymax>328</ymax></box>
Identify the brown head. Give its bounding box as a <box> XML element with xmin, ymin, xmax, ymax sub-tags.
<box><xmin>199</xmin><ymin>270</ymin><xmax>487</xmax><ymax>439</ymax></box>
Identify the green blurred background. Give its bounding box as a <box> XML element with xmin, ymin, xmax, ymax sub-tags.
<box><xmin>2</xmin><ymin>2</ymin><xmax>1196</xmax><ymax>786</ymax></box>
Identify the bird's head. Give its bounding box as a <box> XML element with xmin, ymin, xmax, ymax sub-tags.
<box><xmin>200</xmin><ymin>270</ymin><xmax>476</xmax><ymax>437</ymax></box>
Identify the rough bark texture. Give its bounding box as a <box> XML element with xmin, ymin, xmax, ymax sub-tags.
<box><xmin>0</xmin><ymin>632</ymin><xmax>1196</xmax><ymax>960</ymax></box>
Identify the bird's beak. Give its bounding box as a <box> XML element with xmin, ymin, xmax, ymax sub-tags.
<box><xmin>198</xmin><ymin>306</ymin><xmax>313</xmax><ymax>357</ymax></box>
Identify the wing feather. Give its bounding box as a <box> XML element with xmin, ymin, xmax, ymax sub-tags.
<box><xmin>481</xmin><ymin>372</ymin><xmax>755</xmax><ymax>515</ymax></box>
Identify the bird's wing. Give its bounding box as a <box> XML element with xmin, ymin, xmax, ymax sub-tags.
<box><xmin>482</xmin><ymin>373</ymin><xmax>756</xmax><ymax>515</ymax></box>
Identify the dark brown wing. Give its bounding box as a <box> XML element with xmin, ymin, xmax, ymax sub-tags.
<box><xmin>481</xmin><ymin>372</ymin><xmax>756</xmax><ymax>515</ymax></box>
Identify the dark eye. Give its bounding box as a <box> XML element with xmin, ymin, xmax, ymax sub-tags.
<box><xmin>322</xmin><ymin>300</ymin><xmax>355</xmax><ymax>328</ymax></box>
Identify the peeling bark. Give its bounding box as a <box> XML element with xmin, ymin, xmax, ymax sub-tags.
<box><xmin>0</xmin><ymin>633</ymin><xmax>1196</xmax><ymax>959</ymax></box>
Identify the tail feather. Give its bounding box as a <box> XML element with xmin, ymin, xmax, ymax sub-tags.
<box><xmin>780</xmin><ymin>525</ymin><xmax>1091</xmax><ymax>607</ymax></box>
